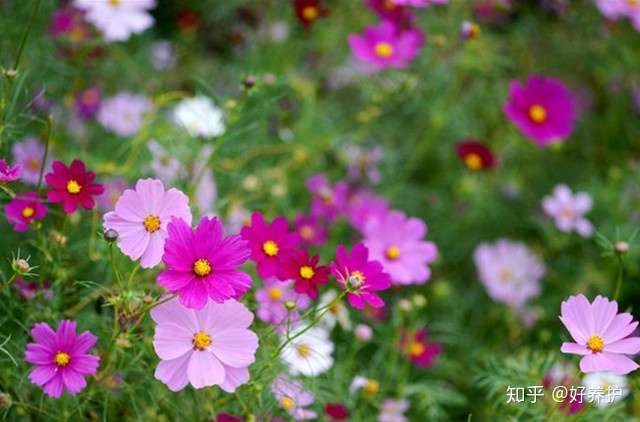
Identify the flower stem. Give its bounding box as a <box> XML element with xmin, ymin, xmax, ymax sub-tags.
<box><xmin>613</xmin><ymin>256</ymin><xmax>624</xmax><ymax>300</ymax></box>
<box><xmin>36</xmin><ymin>115</ymin><xmax>52</xmax><ymax>194</ymax></box>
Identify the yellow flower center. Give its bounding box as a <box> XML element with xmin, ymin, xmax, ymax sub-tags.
<box><xmin>193</xmin><ymin>259</ymin><xmax>212</xmax><ymax>277</ymax></box>
<box><xmin>28</xmin><ymin>158</ymin><xmax>40</xmax><ymax>171</ymax></box>
<box><xmin>54</xmin><ymin>352</ymin><xmax>71</xmax><ymax>367</ymax></box>
<box><xmin>410</xmin><ymin>341</ymin><xmax>425</xmax><ymax>357</ymax></box>
<box><xmin>384</xmin><ymin>0</ymin><xmax>397</xmax><ymax>10</ymax></box>
<box><xmin>302</xmin><ymin>6</ymin><xmax>318</xmax><ymax>20</ymax></box>
<box><xmin>143</xmin><ymin>214</ymin><xmax>161</xmax><ymax>233</ymax></box>
<box><xmin>300</xmin><ymin>225</ymin><xmax>315</xmax><ymax>240</ymax></box>
<box><xmin>269</xmin><ymin>287</ymin><xmax>284</xmax><ymax>301</ymax></box>
<box><xmin>297</xmin><ymin>343</ymin><xmax>311</xmax><ymax>358</ymax></box>
<box><xmin>464</xmin><ymin>153</ymin><xmax>483</xmax><ymax>170</ymax></box>
<box><xmin>499</xmin><ymin>267</ymin><xmax>511</xmax><ymax>283</ymax></box>
<box><xmin>385</xmin><ymin>245</ymin><xmax>400</xmax><ymax>261</ymax></box>
<box><xmin>363</xmin><ymin>379</ymin><xmax>380</xmax><ymax>396</ymax></box>
<box><xmin>263</xmin><ymin>240</ymin><xmax>279</xmax><ymax>257</ymax></box>
<box><xmin>375</xmin><ymin>42</ymin><xmax>394</xmax><ymax>59</ymax></box>
<box><xmin>628</xmin><ymin>0</ymin><xmax>638</xmax><ymax>7</ymax></box>
<box><xmin>347</xmin><ymin>270</ymin><xmax>365</xmax><ymax>289</ymax></box>
<box><xmin>281</xmin><ymin>396</ymin><xmax>296</xmax><ymax>410</ymax></box>
<box><xmin>109</xmin><ymin>0</ymin><xmax>121</xmax><ymax>6</ymax></box>
<box><xmin>299</xmin><ymin>265</ymin><xmax>315</xmax><ymax>279</ymax></box>
<box><xmin>193</xmin><ymin>331</ymin><xmax>212</xmax><ymax>350</ymax></box>
<box><xmin>22</xmin><ymin>207</ymin><xmax>35</xmax><ymax>218</ymax></box>
<box><xmin>528</xmin><ymin>104</ymin><xmax>547</xmax><ymax>124</ymax></box>
<box><xmin>587</xmin><ymin>335</ymin><xmax>604</xmax><ymax>353</ymax></box>
<box><xmin>66</xmin><ymin>180</ymin><xmax>82</xmax><ymax>194</ymax></box>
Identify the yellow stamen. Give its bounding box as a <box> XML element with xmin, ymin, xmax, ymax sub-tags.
<box><xmin>281</xmin><ymin>396</ymin><xmax>296</xmax><ymax>410</ymax></box>
<box><xmin>269</xmin><ymin>287</ymin><xmax>284</xmax><ymax>301</ymax></box>
<box><xmin>28</xmin><ymin>158</ymin><xmax>40</xmax><ymax>171</ymax></box>
<box><xmin>143</xmin><ymin>214</ymin><xmax>161</xmax><ymax>233</ymax></box>
<box><xmin>54</xmin><ymin>352</ymin><xmax>71</xmax><ymax>367</ymax></box>
<box><xmin>587</xmin><ymin>335</ymin><xmax>604</xmax><ymax>353</ymax></box>
<box><xmin>385</xmin><ymin>245</ymin><xmax>400</xmax><ymax>261</ymax></box>
<box><xmin>297</xmin><ymin>343</ymin><xmax>311</xmax><ymax>358</ymax></box>
<box><xmin>363</xmin><ymin>379</ymin><xmax>379</xmax><ymax>396</ymax></box>
<box><xmin>528</xmin><ymin>104</ymin><xmax>547</xmax><ymax>124</ymax></box>
<box><xmin>263</xmin><ymin>240</ymin><xmax>279</xmax><ymax>257</ymax></box>
<box><xmin>347</xmin><ymin>271</ymin><xmax>365</xmax><ymax>289</ymax></box>
<box><xmin>193</xmin><ymin>259</ymin><xmax>212</xmax><ymax>277</ymax></box>
<box><xmin>109</xmin><ymin>0</ymin><xmax>121</xmax><ymax>6</ymax></box>
<box><xmin>66</xmin><ymin>180</ymin><xmax>82</xmax><ymax>194</ymax></box>
<box><xmin>193</xmin><ymin>331</ymin><xmax>211</xmax><ymax>350</ymax></box>
<box><xmin>22</xmin><ymin>207</ymin><xmax>35</xmax><ymax>219</ymax></box>
<box><xmin>464</xmin><ymin>153</ymin><xmax>483</xmax><ymax>170</ymax></box>
<box><xmin>410</xmin><ymin>341</ymin><xmax>425</xmax><ymax>357</ymax></box>
<box><xmin>299</xmin><ymin>265</ymin><xmax>315</xmax><ymax>279</ymax></box>
<box><xmin>628</xmin><ymin>0</ymin><xmax>638</xmax><ymax>7</ymax></box>
<box><xmin>302</xmin><ymin>6</ymin><xmax>318</xmax><ymax>20</ymax></box>
<box><xmin>383</xmin><ymin>0</ymin><xmax>397</xmax><ymax>10</ymax></box>
<box><xmin>300</xmin><ymin>225</ymin><xmax>314</xmax><ymax>240</ymax></box>
<box><xmin>374</xmin><ymin>42</ymin><xmax>394</xmax><ymax>59</ymax></box>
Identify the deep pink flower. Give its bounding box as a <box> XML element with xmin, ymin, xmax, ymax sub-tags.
<box><xmin>324</xmin><ymin>403</ymin><xmax>350</xmax><ymax>420</ymax></box>
<box><xmin>279</xmin><ymin>249</ymin><xmax>330</xmax><ymax>299</ymax></box>
<box><xmin>503</xmin><ymin>75</ymin><xmax>576</xmax><ymax>146</ymax></box>
<box><xmin>103</xmin><ymin>178</ymin><xmax>191</xmax><ymax>268</ymax></box>
<box><xmin>365</xmin><ymin>0</ymin><xmax>416</xmax><ymax>27</ymax></box>
<box><xmin>25</xmin><ymin>320</ymin><xmax>100</xmax><ymax>398</ymax></box>
<box><xmin>15</xmin><ymin>278</ymin><xmax>53</xmax><ymax>300</ymax></box>
<box><xmin>271</xmin><ymin>374</ymin><xmax>317</xmax><ymax>420</ymax></box>
<box><xmin>75</xmin><ymin>87</ymin><xmax>101</xmax><ymax>119</ymax></box>
<box><xmin>455</xmin><ymin>140</ymin><xmax>496</xmax><ymax>171</ymax></box>
<box><xmin>5</xmin><ymin>192</ymin><xmax>47</xmax><ymax>232</ymax></box>
<box><xmin>306</xmin><ymin>174</ymin><xmax>349</xmax><ymax>221</ymax></box>
<box><xmin>346</xmin><ymin>190</ymin><xmax>390</xmax><ymax>233</ymax></box>
<box><xmin>295</xmin><ymin>214</ymin><xmax>327</xmax><ymax>246</ymax></box>
<box><xmin>401</xmin><ymin>328</ymin><xmax>441</xmax><ymax>368</ymax></box>
<box><xmin>560</xmin><ymin>294</ymin><xmax>640</xmax><ymax>375</ymax></box>
<box><xmin>330</xmin><ymin>243</ymin><xmax>391</xmax><ymax>309</ymax></box>
<box><xmin>0</xmin><ymin>159</ymin><xmax>21</xmax><ymax>182</ymax></box>
<box><xmin>241</xmin><ymin>212</ymin><xmax>300</xmax><ymax>279</ymax></box>
<box><xmin>394</xmin><ymin>0</ymin><xmax>448</xmax><ymax>6</ymax></box>
<box><xmin>293</xmin><ymin>0</ymin><xmax>329</xmax><ymax>28</ymax></box>
<box><xmin>214</xmin><ymin>414</ymin><xmax>245</xmax><ymax>422</ymax></box>
<box><xmin>152</xmin><ymin>297</ymin><xmax>258</xmax><ymax>392</ymax></box>
<box><xmin>363</xmin><ymin>210</ymin><xmax>438</xmax><ymax>285</ymax></box>
<box><xmin>49</xmin><ymin>6</ymin><xmax>92</xmax><ymax>41</ymax></box>
<box><xmin>158</xmin><ymin>216</ymin><xmax>252</xmax><ymax>309</ymax></box>
<box><xmin>12</xmin><ymin>137</ymin><xmax>52</xmax><ymax>185</ymax></box>
<box><xmin>45</xmin><ymin>160</ymin><xmax>104</xmax><ymax>214</ymax></box>
<box><xmin>255</xmin><ymin>278</ymin><xmax>310</xmax><ymax>331</ymax></box>
<box><xmin>348</xmin><ymin>20</ymin><xmax>424</xmax><ymax>70</ymax></box>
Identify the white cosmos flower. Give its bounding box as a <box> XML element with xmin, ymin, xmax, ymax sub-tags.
<box><xmin>172</xmin><ymin>96</ymin><xmax>225</xmax><ymax>138</ymax></box>
<box><xmin>74</xmin><ymin>0</ymin><xmax>155</xmax><ymax>42</ymax></box>
<box><xmin>281</xmin><ymin>325</ymin><xmax>334</xmax><ymax>377</ymax></box>
<box><xmin>583</xmin><ymin>372</ymin><xmax>629</xmax><ymax>408</ymax></box>
<box><xmin>318</xmin><ymin>290</ymin><xmax>351</xmax><ymax>331</ymax></box>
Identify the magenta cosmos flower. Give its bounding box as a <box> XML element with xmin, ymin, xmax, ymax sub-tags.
<box><xmin>279</xmin><ymin>249</ymin><xmax>330</xmax><ymax>299</ymax></box>
<box><xmin>346</xmin><ymin>190</ymin><xmax>390</xmax><ymax>233</ymax></box>
<box><xmin>363</xmin><ymin>210</ymin><xmax>438</xmax><ymax>285</ymax></box>
<box><xmin>331</xmin><ymin>243</ymin><xmax>392</xmax><ymax>309</ymax></box>
<box><xmin>46</xmin><ymin>160</ymin><xmax>104</xmax><ymax>214</ymax></box>
<box><xmin>503</xmin><ymin>75</ymin><xmax>576</xmax><ymax>146</ymax></box>
<box><xmin>25</xmin><ymin>320</ymin><xmax>100</xmax><ymax>398</ymax></box>
<box><xmin>306</xmin><ymin>174</ymin><xmax>349</xmax><ymax>221</ymax></box>
<box><xmin>560</xmin><ymin>294</ymin><xmax>640</xmax><ymax>375</ymax></box>
<box><xmin>394</xmin><ymin>0</ymin><xmax>448</xmax><ymax>6</ymax></box>
<box><xmin>542</xmin><ymin>184</ymin><xmax>593</xmax><ymax>237</ymax></box>
<box><xmin>152</xmin><ymin>297</ymin><xmax>258</xmax><ymax>392</ymax></box>
<box><xmin>158</xmin><ymin>216</ymin><xmax>252</xmax><ymax>309</ymax></box>
<box><xmin>365</xmin><ymin>0</ymin><xmax>416</xmax><ymax>27</ymax></box>
<box><xmin>348</xmin><ymin>21</ymin><xmax>424</xmax><ymax>70</ymax></box>
<box><xmin>256</xmin><ymin>278</ymin><xmax>311</xmax><ymax>331</ymax></box>
<box><xmin>12</xmin><ymin>137</ymin><xmax>52</xmax><ymax>185</ymax></box>
<box><xmin>271</xmin><ymin>374</ymin><xmax>317</xmax><ymax>420</ymax></box>
<box><xmin>241</xmin><ymin>212</ymin><xmax>300</xmax><ymax>279</ymax></box>
<box><xmin>401</xmin><ymin>328</ymin><xmax>441</xmax><ymax>368</ymax></box>
<box><xmin>75</xmin><ymin>87</ymin><xmax>101</xmax><ymax>119</ymax></box>
<box><xmin>0</xmin><ymin>159</ymin><xmax>21</xmax><ymax>182</ymax></box>
<box><xmin>5</xmin><ymin>192</ymin><xmax>47</xmax><ymax>232</ymax></box>
<box><xmin>103</xmin><ymin>178</ymin><xmax>191</xmax><ymax>268</ymax></box>
<box><xmin>295</xmin><ymin>214</ymin><xmax>327</xmax><ymax>246</ymax></box>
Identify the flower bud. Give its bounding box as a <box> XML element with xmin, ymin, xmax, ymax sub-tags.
<box><xmin>412</xmin><ymin>294</ymin><xmax>427</xmax><ymax>308</ymax></box>
<box><xmin>104</xmin><ymin>228</ymin><xmax>119</xmax><ymax>243</ymax></box>
<box><xmin>143</xmin><ymin>294</ymin><xmax>154</xmax><ymax>305</ymax></box>
<box><xmin>346</xmin><ymin>274</ymin><xmax>363</xmax><ymax>291</ymax></box>
<box><xmin>0</xmin><ymin>392</ymin><xmax>12</xmax><ymax>409</ymax></box>
<box><xmin>614</xmin><ymin>241</ymin><xmax>629</xmax><ymax>255</ymax></box>
<box><xmin>284</xmin><ymin>300</ymin><xmax>297</xmax><ymax>311</ymax></box>
<box><xmin>12</xmin><ymin>258</ymin><xmax>31</xmax><ymax>275</ymax></box>
<box><xmin>355</xmin><ymin>324</ymin><xmax>372</xmax><ymax>342</ymax></box>
<box><xmin>3</xmin><ymin>69</ymin><xmax>17</xmax><ymax>80</ymax></box>
<box><xmin>242</xmin><ymin>76</ymin><xmax>256</xmax><ymax>89</ymax></box>
<box><xmin>398</xmin><ymin>299</ymin><xmax>412</xmax><ymax>312</ymax></box>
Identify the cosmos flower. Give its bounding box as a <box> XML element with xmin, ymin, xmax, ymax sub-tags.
<box><xmin>306</xmin><ymin>174</ymin><xmax>349</xmax><ymax>221</ymax></box>
<box><xmin>560</xmin><ymin>294</ymin><xmax>640</xmax><ymax>375</ymax></box>
<box><xmin>542</xmin><ymin>184</ymin><xmax>593</xmax><ymax>237</ymax></box>
<box><xmin>379</xmin><ymin>399</ymin><xmax>410</xmax><ymax>422</ymax></box>
<box><xmin>595</xmin><ymin>0</ymin><xmax>640</xmax><ymax>31</ymax></box>
<box><xmin>503</xmin><ymin>75</ymin><xmax>576</xmax><ymax>145</ymax></box>
<box><xmin>147</xmin><ymin>139</ymin><xmax>186</xmax><ymax>184</ymax></box>
<box><xmin>346</xmin><ymin>190</ymin><xmax>390</xmax><ymax>232</ymax></box>
<box><xmin>25</xmin><ymin>320</ymin><xmax>100</xmax><ymax>398</ymax></box>
<box><xmin>15</xmin><ymin>278</ymin><xmax>53</xmax><ymax>301</ymax></box>
<box><xmin>214</xmin><ymin>414</ymin><xmax>245</xmax><ymax>422</ymax></box>
<box><xmin>103</xmin><ymin>178</ymin><xmax>192</xmax><ymax>268</ymax></box>
<box><xmin>97</xmin><ymin>92</ymin><xmax>152</xmax><ymax>136</ymax></box>
<box><xmin>74</xmin><ymin>0</ymin><xmax>155</xmax><ymax>42</ymax></box>
<box><xmin>400</xmin><ymin>328</ymin><xmax>442</xmax><ymax>368</ymax></box>
<box><xmin>331</xmin><ymin>243</ymin><xmax>391</xmax><ymax>309</ymax></box>
<box><xmin>460</xmin><ymin>20</ymin><xmax>481</xmax><ymax>39</ymax></box>
<box><xmin>75</xmin><ymin>87</ymin><xmax>101</xmax><ymax>119</ymax></box>
<box><xmin>318</xmin><ymin>290</ymin><xmax>352</xmax><ymax>331</ymax></box>
<box><xmin>355</xmin><ymin>324</ymin><xmax>373</xmax><ymax>342</ymax></box>
<box><xmin>473</xmin><ymin>239</ymin><xmax>545</xmax><ymax>308</ymax></box>
<box><xmin>150</xmin><ymin>40</ymin><xmax>176</xmax><ymax>70</ymax></box>
<box><xmin>45</xmin><ymin>160</ymin><xmax>104</xmax><ymax>214</ymax></box>
<box><xmin>394</xmin><ymin>0</ymin><xmax>448</xmax><ymax>5</ymax></box>
<box><xmin>583</xmin><ymin>372</ymin><xmax>629</xmax><ymax>408</ymax></box>
<box><xmin>363</xmin><ymin>210</ymin><xmax>438</xmax><ymax>285</ymax></box>
<box><xmin>49</xmin><ymin>5</ymin><xmax>92</xmax><ymax>41</ymax></box>
<box><xmin>152</xmin><ymin>297</ymin><xmax>258</xmax><ymax>392</ymax></box>
<box><xmin>343</xmin><ymin>144</ymin><xmax>383</xmax><ymax>184</ymax></box>
<box><xmin>324</xmin><ymin>403</ymin><xmax>350</xmax><ymax>421</ymax></box>
<box><xmin>365</xmin><ymin>0</ymin><xmax>416</xmax><ymax>27</ymax></box>
<box><xmin>226</xmin><ymin>203</ymin><xmax>251</xmax><ymax>235</ymax></box>
<box><xmin>295</xmin><ymin>214</ymin><xmax>327</xmax><ymax>246</ymax></box>
<box><xmin>348</xmin><ymin>21</ymin><xmax>424</xmax><ymax>70</ymax></box>
<box><xmin>0</xmin><ymin>159</ymin><xmax>21</xmax><ymax>182</ymax></box>
<box><xmin>5</xmin><ymin>192</ymin><xmax>47</xmax><ymax>232</ymax></box>
<box><xmin>241</xmin><ymin>212</ymin><xmax>300</xmax><ymax>279</ymax></box>
<box><xmin>12</xmin><ymin>137</ymin><xmax>52</xmax><ymax>185</ymax></box>
<box><xmin>543</xmin><ymin>363</ymin><xmax>584</xmax><ymax>415</ymax></box>
<box><xmin>350</xmin><ymin>375</ymin><xmax>380</xmax><ymax>396</ymax></box>
<box><xmin>293</xmin><ymin>0</ymin><xmax>328</xmax><ymax>28</ymax></box>
<box><xmin>158</xmin><ymin>216</ymin><xmax>252</xmax><ymax>310</ymax></box>
<box><xmin>172</xmin><ymin>96</ymin><xmax>225</xmax><ymax>138</ymax></box>
<box><xmin>255</xmin><ymin>278</ymin><xmax>310</xmax><ymax>331</ymax></box>
<box><xmin>279</xmin><ymin>249</ymin><xmax>330</xmax><ymax>299</ymax></box>
<box><xmin>455</xmin><ymin>140</ymin><xmax>496</xmax><ymax>171</ymax></box>
<box><xmin>281</xmin><ymin>325</ymin><xmax>334</xmax><ymax>377</ymax></box>
<box><xmin>96</xmin><ymin>177</ymin><xmax>128</xmax><ymax>211</ymax></box>
<box><xmin>271</xmin><ymin>374</ymin><xmax>317</xmax><ymax>420</ymax></box>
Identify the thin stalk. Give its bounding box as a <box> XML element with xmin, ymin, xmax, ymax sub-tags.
<box><xmin>13</xmin><ymin>0</ymin><xmax>42</xmax><ymax>70</ymax></box>
<box><xmin>613</xmin><ymin>256</ymin><xmax>625</xmax><ymax>300</ymax></box>
<box><xmin>36</xmin><ymin>115</ymin><xmax>52</xmax><ymax>194</ymax></box>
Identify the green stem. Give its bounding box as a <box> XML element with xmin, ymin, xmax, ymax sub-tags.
<box><xmin>0</xmin><ymin>274</ymin><xmax>16</xmax><ymax>295</ymax></box>
<box><xmin>36</xmin><ymin>115</ymin><xmax>52</xmax><ymax>194</ymax></box>
<box><xmin>613</xmin><ymin>256</ymin><xmax>624</xmax><ymax>300</ymax></box>
<box><xmin>12</xmin><ymin>0</ymin><xmax>42</xmax><ymax>71</ymax></box>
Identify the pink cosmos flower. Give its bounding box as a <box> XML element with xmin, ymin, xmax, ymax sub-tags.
<box><xmin>271</xmin><ymin>374</ymin><xmax>317</xmax><ymax>420</ymax></box>
<box><xmin>363</xmin><ymin>210</ymin><xmax>438</xmax><ymax>285</ymax></box>
<box><xmin>503</xmin><ymin>75</ymin><xmax>576</xmax><ymax>146</ymax></box>
<box><xmin>46</xmin><ymin>160</ymin><xmax>104</xmax><ymax>214</ymax></box>
<box><xmin>365</xmin><ymin>0</ymin><xmax>416</xmax><ymax>27</ymax></box>
<box><xmin>279</xmin><ymin>249</ymin><xmax>330</xmax><ymax>299</ymax></box>
<box><xmin>344</xmin><ymin>144</ymin><xmax>383</xmax><ymax>184</ymax></box>
<box><xmin>295</xmin><ymin>214</ymin><xmax>327</xmax><ymax>246</ymax></box>
<box><xmin>473</xmin><ymin>239</ymin><xmax>545</xmax><ymax>308</ymax></box>
<box><xmin>346</xmin><ymin>190</ymin><xmax>390</xmax><ymax>233</ymax></box>
<box><xmin>379</xmin><ymin>399</ymin><xmax>410</xmax><ymax>422</ymax></box>
<box><xmin>306</xmin><ymin>174</ymin><xmax>349</xmax><ymax>221</ymax></box>
<box><xmin>152</xmin><ymin>297</ymin><xmax>258</xmax><ymax>392</ymax></box>
<box><xmin>49</xmin><ymin>5</ymin><xmax>92</xmax><ymax>41</ymax></box>
<box><xmin>12</xmin><ymin>137</ymin><xmax>52</xmax><ymax>185</ymax></box>
<box><xmin>595</xmin><ymin>0</ymin><xmax>640</xmax><ymax>31</ymax></box>
<box><xmin>542</xmin><ymin>184</ymin><xmax>593</xmax><ymax>237</ymax></box>
<box><xmin>25</xmin><ymin>320</ymin><xmax>100</xmax><ymax>398</ymax></box>
<box><xmin>241</xmin><ymin>212</ymin><xmax>300</xmax><ymax>279</ymax></box>
<box><xmin>15</xmin><ymin>278</ymin><xmax>53</xmax><ymax>300</ymax></box>
<box><xmin>256</xmin><ymin>278</ymin><xmax>311</xmax><ymax>331</ymax></box>
<box><xmin>5</xmin><ymin>192</ymin><xmax>47</xmax><ymax>232</ymax></box>
<box><xmin>560</xmin><ymin>294</ymin><xmax>640</xmax><ymax>375</ymax></box>
<box><xmin>103</xmin><ymin>178</ymin><xmax>191</xmax><ymax>268</ymax></box>
<box><xmin>97</xmin><ymin>92</ymin><xmax>152</xmax><ymax>136</ymax></box>
<box><xmin>348</xmin><ymin>21</ymin><xmax>424</xmax><ymax>70</ymax></box>
<box><xmin>96</xmin><ymin>177</ymin><xmax>128</xmax><ymax>211</ymax></box>
<box><xmin>330</xmin><ymin>243</ymin><xmax>392</xmax><ymax>309</ymax></box>
<box><xmin>147</xmin><ymin>139</ymin><xmax>186</xmax><ymax>184</ymax></box>
<box><xmin>74</xmin><ymin>0</ymin><xmax>155</xmax><ymax>42</ymax></box>
<box><xmin>394</xmin><ymin>0</ymin><xmax>447</xmax><ymax>6</ymax></box>
<box><xmin>75</xmin><ymin>87</ymin><xmax>101</xmax><ymax>119</ymax></box>
<box><xmin>400</xmin><ymin>328</ymin><xmax>441</xmax><ymax>368</ymax></box>
<box><xmin>0</xmin><ymin>159</ymin><xmax>21</xmax><ymax>182</ymax></box>
<box><xmin>158</xmin><ymin>216</ymin><xmax>252</xmax><ymax>309</ymax></box>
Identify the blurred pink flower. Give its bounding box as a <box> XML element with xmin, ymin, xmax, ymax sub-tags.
<box><xmin>595</xmin><ymin>0</ymin><xmax>640</xmax><ymax>31</ymax></box>
<box><xmin>542</xmin><ymin>184</ymin><xmax>593</xmax><ymax>237</ymax></box>
<box><xmin>394</xmin><ymin>0</ymin><xmax>447</xmax><ymax>6</ymax></box>
<box><xmin>74</xmin><ymin>0</ymin><xmax>155</xmax><ymax>42</ymax></box>
<box><xmin>75</xmin><ymin>87</ymin><xmax>101</xmax><ymax>119</ymax></box>
<box><xmin>379</xmin><ymin>399</ymin><xmax>410</xmax><ymax>422</ymax></box>
<box><xmin>5</xmin><ymin>192</ymin><xmax>47</xmax><ymax>232</ymax></box>
<box><xmin>97</xmin><ymin>92</ymin><xmax>152</xmax><ymax>136</ymax></box>
<box><xmin>96</xmin><ymin>177</ymin><xmax>128</xmax><ymax>212</ymax></box>
<box><xmin>306</xmin><ymin>174</ymin><xmax>349</xmax><ymax>221</ymax></box>
<box><xmin>12</xmin><ymin>137</ymin><xmax>52</xmax><ymax>185</ymax></box>
<box><xmin>15</xmin><ymin>278</ymin><xmax>53</xmax><ymax>300</ymax></box>
<box><xmin>0</xmin><ymin>159</ymin><xmax>21</xmax><ymax>182</ymax></box>
<box><xmin>365</xmin><ymin>0</ymin><xmax>416</xmax><ymax>27</ymax></box>
<box><xmin>401</xmin><ymin>328</ymin><xmax>441</xmax><ymax>368</ymax></box>
<box><xmin>348</xmin><ymin>21</ymin><xmax>424</xmax><ymax>70</ymax></box>
<box><xmin>295</xmin><ymin>214</ymin><xmax>327</xmax><ymax>246</ymax></box>
<box><xmin>346</xmin><ymin>190</ymin><xmax>390</xmax><ymax>232</ymax></box>
<box><xmin>271</xmin><ymin>374</ymin><xmax>317</xmax><ymax>420</ymax></box>
<box><xmin>255</xmin><ymin>278</ymin><xmax>310</xmax><ymax>331</ymax></box>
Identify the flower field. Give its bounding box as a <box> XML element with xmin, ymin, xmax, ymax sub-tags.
<box><xmin>1</xmin><ymin>0</ymin><xmax>640</xmax><ymax>420</ymax></box>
